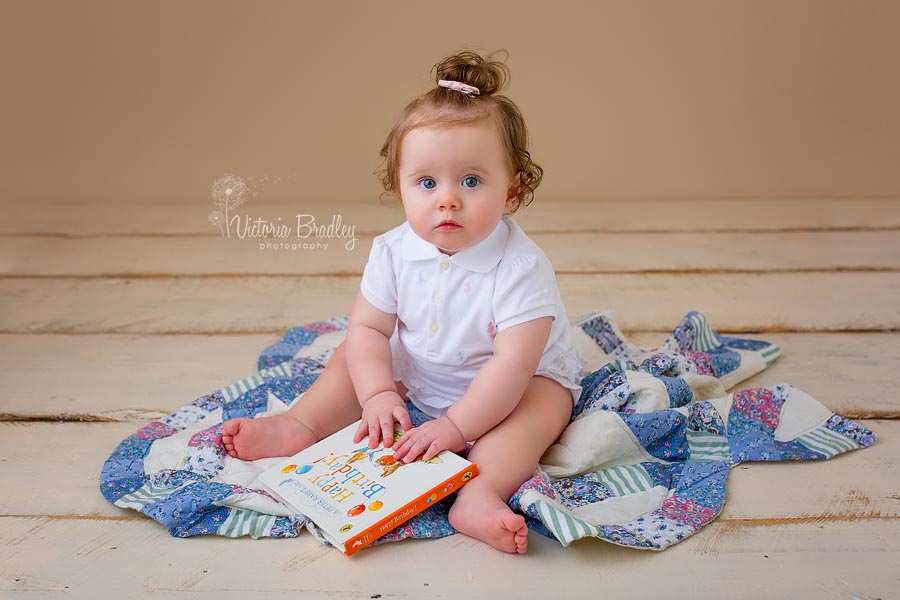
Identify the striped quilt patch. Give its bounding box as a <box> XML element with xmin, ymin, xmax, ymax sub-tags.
<box><xmin>759</xmin><ymin>343</ymin><xmax>782</xmax><ymax>365</ymax></box>
<box><xmin>221</xmin><ymin>375</ymin><xmax>265</xmax><ymax>402</ymax></box>
<box><xmin>116</xmin><ymin>483</ymin><xmax>183</xmax><ymax>510</ymax></box>
<box><xmin>595</xmin><ymin>464</ymin><xmax>655</xmax><ymax>496</ymax></box>
<box><xmin>532</xmin><ymin>499</ymin><xmax>599</xmax><ymax>545</ymax></box>
<box><xmin>684</xmin><ymin>312</ymin><xmax>721</xmax><ymax>352</ymax></box>
<box><xmin>218</xmin><ymin>509</ymin><xmax>278</xmax><ymax>539</ymax></box>
<box><xmin>797</xmin><ymin>425</ymin><xmax>859</xmax><ymax>458</ymax></box>
<box><xmin>687</xmin><ymin>430</ymin><xmax>732</xmax><ymax>461</ymax></box>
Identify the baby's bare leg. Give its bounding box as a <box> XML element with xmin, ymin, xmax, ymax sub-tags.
<box><xmin>222</xmin><ymin>340</ymin><xmax>372</xmax><ymax>460</ymax></box>
<box><xmin>448</xmin><ymin>375</ymin><xmax>572</xmax><ymax>553</ymax></box>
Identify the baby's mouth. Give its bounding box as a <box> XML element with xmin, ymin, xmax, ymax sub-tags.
<box><xmin>436</xmin><ymin>220</ymin><xmax>461</xmax><ymax>230</ymax></box>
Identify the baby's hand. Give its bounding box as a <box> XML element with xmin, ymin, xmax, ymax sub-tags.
<box><xmin>353</xmin><ymin>391</ymin><xmax>412</xmax><ymax>449</ymax></box>
<box><xmin>392</xmin><ymin>416</ymin><xmax>466</xmax><ymax>463</ymax></box>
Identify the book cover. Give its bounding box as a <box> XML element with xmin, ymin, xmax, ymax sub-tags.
<box><xmin>257</xmin><ymin>420</ymin><xmax>478</xmax><ymax>556</ymax></box>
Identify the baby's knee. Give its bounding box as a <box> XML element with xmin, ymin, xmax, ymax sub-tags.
<box><xmin>331</xmin><ymin>339</ymin><xmax>350</xmax><ymax>362</ymax></box>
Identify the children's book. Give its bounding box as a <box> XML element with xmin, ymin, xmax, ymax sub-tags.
<box><xmin>257</xmin><ymin>420</ymin><xmax>478</xmax><ymax>556</ymax></box>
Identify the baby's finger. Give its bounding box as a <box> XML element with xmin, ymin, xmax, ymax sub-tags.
<box><xmin>395</xmin><ymin>423</ymin><xmax>421</xmax><ymax>449</ymax></box>
<box><xmin>392</xmin><ymin>432</ymin><xmax>419</xmax><ymax>460</ymax></box>
<box><xmin>367</xmin><ymin>421</ymin><xmax>382</xmax><ymax>449</ymax></box>
<box><xmin>401</xmin><ymin>437</ymin><xmax>430</xmax><ymax>463</ymax></box>
<box><xmin>422</xmin><ymin>440</ymin><xmax>443</xmax><ymax>462</ymax></box>
<box><xmin>380</xmin><ymin>417</ymin><xmax>395</xmax><ymax>448</ymax></box>
<box><xmin>393</xmin><ymin>431</ymin><xmax>410</xmax><ymax>451</ymax></box>
<box><xmin>352</xmin><ymin>420</ymin><xmax>368</xmax><ymax>444</ymax></box>
<box><xmin>390</xmin><ymin>433</ymin><xmax>411</xmax><ymax>457</ymax></box>
<box><xmin>394</xmin><ymin>407</ymin><xmax>413</xmax><ymax>432</ymax></box>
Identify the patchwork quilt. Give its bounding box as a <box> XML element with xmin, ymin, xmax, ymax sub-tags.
<box><xmin>100</xmin><ymin>310</ymin><xmax>876</xmax><ymax>551</ymax></box>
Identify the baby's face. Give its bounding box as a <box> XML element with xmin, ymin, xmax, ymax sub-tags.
<box><xmin>397</xmin><ymin>120</ymin><xmax>518</xmax><ymax>256</ymax></box>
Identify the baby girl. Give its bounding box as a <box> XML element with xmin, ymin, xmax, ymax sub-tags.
<box><xmin>223</xmin><ymin>49</ymin><xmax>587</xmax><ymax>554</ymax></box>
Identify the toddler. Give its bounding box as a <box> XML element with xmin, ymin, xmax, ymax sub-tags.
<box><xmin>223</xmin><ymin>49</ymin><xmax>587</xmax><ymax>554</ymax></box>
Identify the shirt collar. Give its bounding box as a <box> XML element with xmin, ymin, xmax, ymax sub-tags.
<box><xmin>401</xmin><ymin>217</ymin><xmax>511</xmax><ymax>273</ymax></box>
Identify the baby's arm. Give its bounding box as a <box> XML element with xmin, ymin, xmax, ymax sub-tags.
<box><xmin>392</xmin><ymin>316</ymin><xmax>552</xmax><ymax>462</ymax></box>
<box><xmin>345</xmin><ymin>291</ymin><xmax>412</xmax><ymax>448</ymax></box>
<box><xmin>447</xmin><ymin>316</ymin><xmax>552</xmax><ymax>439</ymax></box>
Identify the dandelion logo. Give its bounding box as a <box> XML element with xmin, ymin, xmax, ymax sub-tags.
<box><xmin>208</xmin><ymin>210</ymin><xmax>225</xmax><ymax>236</ymax></box>
<box><xmin>209</xmin><ymin>173</ymin><xmax>251</xmax><ymax>238</ymax></box>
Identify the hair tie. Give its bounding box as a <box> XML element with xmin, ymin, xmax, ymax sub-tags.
<box><xmin>438</xmin><ymin>79</ymin><xmax>481</xmax><ymax>98</ymax></box>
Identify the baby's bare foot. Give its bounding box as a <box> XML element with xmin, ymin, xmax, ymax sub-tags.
<box><xmin>448</xmin><ymin>484</ymin><xmax>528</xmax><ymax>554</ymax></box>
<box><xmin>221</xmin><ymin>413</ymin><xmax>317</xmax><ymax>460</ymax></box>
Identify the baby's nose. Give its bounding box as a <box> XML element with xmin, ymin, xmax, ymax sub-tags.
<box><xmin>436</xmin><ymin>190</ymin><xmax>460</xmax><ymax>210</ymax></box>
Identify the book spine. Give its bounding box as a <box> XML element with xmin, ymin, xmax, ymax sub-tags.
<box><xmin>342</xmin><ymin>463</ymin><xmax>479</xmax><ymax>556</ymax></box>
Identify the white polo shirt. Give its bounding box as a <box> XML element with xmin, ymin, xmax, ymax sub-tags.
<box><xmin>360</xmin><ymin>215</ymin><xmax>587</xmax><ymax>418</ymax></box>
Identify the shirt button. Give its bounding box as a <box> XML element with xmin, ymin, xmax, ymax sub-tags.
<box><xmin>439</xmin><ymin>262</ymin><xmax>450</xmax><ymax>271</ymax></box>
<box><xmin>430</xmin><ymin>323</ymin><xmax>439</xmax><ymax>333</ymax></box>
<box><xmin>433</xmin><ymin>292</ymin><xmax>443</xmax><ymax>303</ymax></box>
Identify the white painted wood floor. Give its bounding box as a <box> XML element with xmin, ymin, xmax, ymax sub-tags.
<box><xmin>1</xmin><ymin>198</ymin><xmax>898</xmax><ymax>599</ymax></box>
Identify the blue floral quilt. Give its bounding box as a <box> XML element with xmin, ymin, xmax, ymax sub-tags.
<box><xmin>100</xmin><ymin>310</ymin><xmax>876</xmax><ymax>551</ymax></box>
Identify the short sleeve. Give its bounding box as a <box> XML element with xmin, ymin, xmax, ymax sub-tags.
<box><xmin>359</xmin><ymin>236</ymin><xmax>397</xmax><ymax>314</ymax></box>
<box><xmin>492</xmin><ymin>254</ymin><xmax>559</xmax><ymax>332</ymax></box>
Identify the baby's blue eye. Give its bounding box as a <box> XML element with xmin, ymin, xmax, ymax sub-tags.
<box><xmin>419</xmin><ymin>178</ymin><xmax>436</xmax><ymax>190</ymax></box>
<box><xmin>462</xmin><ymin>176</ymin><xmax>480</xmax><ymax>188</ymax></box>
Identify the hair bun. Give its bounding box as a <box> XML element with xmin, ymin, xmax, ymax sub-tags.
<box><xmin>433</xmin><ymin>49</ymin><xmax>510</xmax><ymax>96</ymax></box>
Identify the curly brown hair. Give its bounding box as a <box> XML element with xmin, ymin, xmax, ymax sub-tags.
<box><xmin>375</xmin><ymin>49</ymin><xmax>543</xmax><ymax>214</ymax></box>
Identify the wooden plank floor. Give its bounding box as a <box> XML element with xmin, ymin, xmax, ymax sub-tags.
<box><xmin>2</xmin><ymin>198</ymin><xmax>899</xmax><ymax>599</ymax></box>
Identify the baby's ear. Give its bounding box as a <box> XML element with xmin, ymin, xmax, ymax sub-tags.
<box><xmin>504</xmin><ymin>172</ymin><xmax>523</xmax><ymax>212</ymax></box>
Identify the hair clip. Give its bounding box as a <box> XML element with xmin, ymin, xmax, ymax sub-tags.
<box><xmin>438</xmin><ymin>79</ymin><xmax>481</xmax><ymax>98</ymax></box>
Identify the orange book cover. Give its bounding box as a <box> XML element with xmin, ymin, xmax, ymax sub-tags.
<box><xmin>258</xmin><ymin>420</ymin><xmax>478</xmax><ymax>556</ymax></box>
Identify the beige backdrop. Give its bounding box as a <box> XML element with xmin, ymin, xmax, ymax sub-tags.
<box><xmin>2</xmin><ymin>0</ymin><xmax>899</xmax><ymax>206</ymax></box>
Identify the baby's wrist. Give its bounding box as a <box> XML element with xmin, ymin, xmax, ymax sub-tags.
<box><xmin>361</xmin><ymin>389</ymin><xmax>399</xmax><ymax>408</ymax></box>
<box><xmin>442</xmin><ymin>415</ymin><xmax>467</xmax><ymax>443</ymax></box>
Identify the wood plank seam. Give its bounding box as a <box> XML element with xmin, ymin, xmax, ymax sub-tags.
<box><xmin>5</xmin><ymin>328</ymin><xmax>898</xmax><ymax>335</ymax></box>
<box><xmin>4</xmin><ymin>267</ymin><xmax>900</xmax><ymax>279</ymax></box>
<box><xmin>3</xmin><ymin>225</ymin><xmax>899</xmax><ymax>238</ymax></box>
<box><xmin>3</xmin><ymin>411</ymin><xmax>897</xmax><ymax>422</ymax></box>
<box><xmin>16</xmin><ymin>196</ymin><xmax>899</xmax><ymax>206</ymax></box>
<box><xmin>2</xmin><ymin>514</ymin><xmax>896</xmax><ymax>524</ymax></box>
